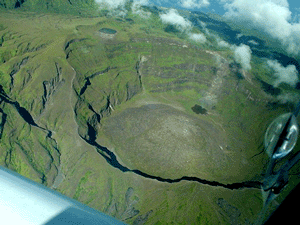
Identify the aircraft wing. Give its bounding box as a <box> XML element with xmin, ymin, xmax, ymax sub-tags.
<box><xmin>0</xmin><ymin>166</ymin><xmax>126</xmax><ymax>225</ymax></box>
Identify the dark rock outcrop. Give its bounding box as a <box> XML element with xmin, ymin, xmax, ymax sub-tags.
<box><xmin>133</xmin><ymin>210</ymin><xmax>153</xmax><ymax>225</ymax></box>
<box><xmin>42</xmin><ymin>62</ymin><xmax>65</xmax><ymax>110</ymax></box>
<box><xmin>9</xmin><ymin>56</ymin><xmax>29</xmax><ymax>89</ymax></box>
<box><xmin>0</xmin><ymin>108</ymin><xmax>7</xmax><ymax>139</ymax></box>
<box><xmin>191</xmin><ymin>104</ymin><xmax>208</xmax><ymax>115</ymax></box>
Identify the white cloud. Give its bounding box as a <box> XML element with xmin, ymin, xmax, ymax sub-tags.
<box><xmin>234</xmin><ymin>44</ymin><xmax>252</xmax><ymax>70</ymax></box>
<box><xmin>267</xmin><ymin>60</ymin><xmax>299</xmax><ymax>87</ymax></box>
<box><xmin>95</xmin><ymin>0</ymin><xmax>151</xmax><ymax>18</ymax></box>
<box><xmin>292</xmin><ymin>8</ymin><xmax>300</xmax><ymax>23</ymax></box>
<box><xmin>132</xmin><ymin>0</ymin><xmax>149</xmax><ymax>9</ymax></box>
<box><xmin>95</xmin><ymin>0</ymin><xmax>127</xmax><ymax>9</ymax></box>
<box><xmin>134</xmin><ymin>0</ymin><xmax>149</xmax><ymax>5</ymax></box>
<box><xmin>217</xmin><ymin>37</ymin><xmax>230</xmax><ymax>48</ymax></box>
<box><xmin>277</xmin><ymin>92</ymin><xmax>300</xmax><ymax>104</ymax></box>
<box><xmin>221</xmin><ymin>0</ymin><xmax>300</xmax><ymax>55</ymax></box>
<box><xmin>160</xmin><ymin>9</ymin><xmax>192</xmax><ymax>31</ymax></box>
<box><xmin>180</xmin><ymin>0</ymin><xmax>210</xmax><ymax>9</ymax></box>
<box><xmin>248</xmin><ymin>40</ymin><xmax>259</xmax><ymax>45</ymax></box>
<box><xmin>236</xmin><ymin>33</ymin><xmax>243</xmax><ymax>39</ymax></box>
<box><xmin>95</xmin><ymin>0</ymin><xmax>128</xmax><ymax>17</ymax></box>
<box><xmin>199</xmin><ymin>21</ymin><xmax>206</xmax><ymax>28</ymax></box>
<box><xmin>132</xmin><ymin>0</ymin><xmax>151</xmax><ymax>18</ymax></box>
<box><xmin>189</xmin><ymin>33</ymin><xmax>207</xmax><ymax>43</ymax></box>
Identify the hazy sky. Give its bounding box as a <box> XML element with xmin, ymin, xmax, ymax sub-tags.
<box><xmin>95</xmin><ymin>0</ymin><xmax>300</xmax><ymax>55</ymax></box>
<box><xmin>149</xmin><ymin>0</ymin><xmax>300</xmax><ymax>18</ymax></box>
<box><xmin>146</xmin><ymin>0</ymin><xmax>300</xmax><ymax>88</ymax></box>
<box><xmin>147</xmin><ymin>0</ymin><xmax>300</xmax><ymax>55</ymax></box>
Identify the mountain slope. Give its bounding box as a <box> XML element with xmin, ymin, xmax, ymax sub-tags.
<box><xmin>0</xmin><ymin>4</ymin><xmax>299</xmax><ymax>225</ymax></box>
<box><xmin>0</xmin><ymin>0</ymin><xmax>98</xmax><ymax>15</ymax></box>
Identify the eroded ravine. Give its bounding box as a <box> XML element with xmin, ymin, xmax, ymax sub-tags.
<box><xmin>71</xmin><ymin>95</ymin><xmax>263</xmax><ymax>190</ymax></box>
<box><xmin>0</xmin><ymin>10</ymin><xmax>272</xmax><ymax>224</ymax></box>
<box><xmin>0</xmin><ymin>85</ymin><xmax>61</xmax><ymax>185</ymax></box>
<box><xmin>69</xmin><ymin>85</ymin><xmax>264</xmax><ymax>191</ymax></box>
<box><xmin>50</xmin><ymin>64</ymin><xmax>91</xmax><ymax>189</ymax></box>
<box><xmin>65</xmin><ymin>47</ymin><xmax>264</xmax><ymax>191</ymax></box>
<box><xmin>83</xmin><ymin>137</ymin><xmax>262</xmax><ymax>190</ymax></box>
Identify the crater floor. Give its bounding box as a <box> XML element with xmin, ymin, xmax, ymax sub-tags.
<box><xmin>102</xmin><ymin>104</ymin><xmax>230</xmax><ymax>180</ymax></box>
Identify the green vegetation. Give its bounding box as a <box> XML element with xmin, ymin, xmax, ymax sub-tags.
<box><xmin>0</xmin><ymin>0</ymin><xmax>99</xmax><ymax>16</ymax></box>
<box><xmin>0</xmin><ymin>4</ymin><xmax>299</xmax><ymax>225</ymax></box>
<box><xmin>251</xmin><ymin>56</ymin><xmax>274</xmax><ymax>83</ymax></box>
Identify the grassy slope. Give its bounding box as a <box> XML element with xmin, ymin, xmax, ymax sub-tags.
<box><xmin>0</xmin><ymin>6</ymin><xmax>299</xmax><ymax>225</ymax></box>
<box><xmin>0</xmin><ymin>0</ymin><xmax>99</xmax><ymax>16</ymax></box>
<box><xmin>62</xmin><ymin>8</ymin><xmax>282</xmax><ymax>223</ymax></box>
